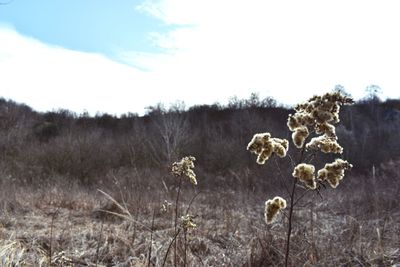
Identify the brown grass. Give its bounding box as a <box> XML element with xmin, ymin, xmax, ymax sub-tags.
<box><xmin>0</xmin><ymin>172</ymin><xmax>399</xmax><ymax>267</ymax></box>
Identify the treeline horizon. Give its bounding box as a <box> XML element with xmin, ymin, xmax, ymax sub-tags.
<box><xmin>1</xmin><ymin>85</ymin><xmax>393</xmax><ymax>119</ymax></box>
<box><xmin>1</xmin><ymin>90</ymin><xmax>399</xmax><ymax>193</ymax></box>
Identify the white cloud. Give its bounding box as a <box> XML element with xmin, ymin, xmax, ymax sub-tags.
<box><xmin>0</xmin><ymin>26</ymin><xmax>158</xmax><ymax>115</ymax></box>
<box><xmin>132</xmin><ymin>0</ymin><xmax>400</xmax><ymax>103</ymax></box>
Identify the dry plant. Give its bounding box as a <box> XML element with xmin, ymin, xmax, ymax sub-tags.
<box><xmin>2</xmin><ymin>94</ymin><xmax>400</xmax><ymax>266</ymax></box>
<box><xmin>93</xmin><ymin>155</ymin><xmax>199</xmax><ymax>267</ymax></box>
<box><xmin>247</xmin><ymin>91</ymin><xmax>354</xmax><ymax>266</ymax></box>
<box><xmin>0</xmin><ymin>182</ymin><xmax>399</xmax><ymax>266</ymax></box>
<box><xmin>167</xmin><ymin>155</ymin><xmax>198</xmax><ymax>267</ymax></box>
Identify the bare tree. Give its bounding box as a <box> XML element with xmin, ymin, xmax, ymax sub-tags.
<box><xmin>146</xmin><ymin>102</ymin><xmax>189</xmax><ymax>166</ymax></box>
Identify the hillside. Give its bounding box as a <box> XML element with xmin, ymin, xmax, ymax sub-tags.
<box><xmin>0</xmin><ymin>96</ymin><xmax>399</xmax><ymax>187</ymax></box>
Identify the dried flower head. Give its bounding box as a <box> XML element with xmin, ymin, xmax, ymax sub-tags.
<box><xmin>287</xmin><ymin>114</ymin><xmax>302</xmax><ymax>131</ymax></box>
<box><xmin>292</xmin><ymin>163</ymin><xmax>317</xmax><ymax>189</ymax></box>
<box><xmin>160</xmin><ymin>200</ymin><xmax>172</xmax><ymax>213</ymax></box>
<box><xmin>287</xmin><ymin>113</ymin><xmax>315</xmax><ymax>131</ymax></box>
<box><xmin>312</xmin><ymin>109</ymin><xmax>334</xmax><ymax>124</ymax></box>
<box><xmin>292</xmin><ymin>126</ymin><xmax>309</xmax><ymax>148</ymax></box>
<box><xmin>287</xmin><ymin>92</ymin><xmax>353</xmax><ymax>148</ymax></box>
<box><xmin>272</xmin><ymin>138</ymin><xmax>289</xmax><ymax>158</ymax></box>
<box><xmin>306</xmin><ymin>135</ymin><xmax>343</xmax><ymax>154</ymax></box>
<box><xmin>265</xmin><ymin>196</ymin><xmax>287</xmax><ymax>224</ymax></box>
<box><xmin>247</xmin><ymin>132</ymin><xmax>271</xmax><ymax>154</ymax></box>
<box><xmin>181</xmin><ymin>214</ymin><xmax>197</xmax><ymax>230</ymax></box>
<box><xmin>171</xmin><ymin>156</ymin><xmax>197</xmax><ymax>185</ymax></box>
<box><xmin>315</xmin><ymin>122</ymin><xmax>336</xmax><ymax>138</ymax></box>
<box><xmin>317</xmin><ymin>158</ymin><xmax>353</xmax><ymax>188</ymax></box>
<box><xmin>257</xmin><ymin>141</ymin><xmax>274</xmax><ymax>164</ymax></box>
<box><xmin>247</xmin><ymin>133</ymin><xmax>289</xmax><ymax>164</ymax></box>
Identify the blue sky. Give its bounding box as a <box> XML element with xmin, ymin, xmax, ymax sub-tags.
<box><xmin>1</xmin><ymin>0</ymin><xmax>400</xmax><ymax>115</ymax></box>
<box><xmin>0</xmin><ymin>0</ymin><xmax>169</xmax><ymax>58</ymax></box>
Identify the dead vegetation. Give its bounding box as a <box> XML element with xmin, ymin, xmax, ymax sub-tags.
<box><xmin>0</xmin><ymin>169</ymin><xmax>399</xmax><ymax>266</ymax></box>
<box><xmin>0</xmin><ymin>96</ymin><xmax>399</xmax><ymax>266</ymax></box>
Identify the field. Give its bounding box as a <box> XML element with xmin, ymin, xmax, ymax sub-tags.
<box><xmin>0</xmin><ymin>96</ymin><xmax>399</xmax><ymax>266</ymax></box>
<box><xmin>0</xmin><ymin>169</ymin><xmax>399</xmax><ymax>266</ymax></box>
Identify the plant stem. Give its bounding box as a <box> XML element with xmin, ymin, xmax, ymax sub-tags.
<box><xmin>162</xmin><ymin>229</ymin><xmax>181</xmax><ymax>267</ymax></box>
<box><xmin>49</xmin><ymin>213</ymin><xmax>54</xmax><ymax>266</ymax></box>
<box><xmin>148</xmin><ymin>208</ymin><xmax>156</xmax><ymax>267</ymax></box>
<box><xmin>174</xmin><ymin>176</ymin><xmax>183</xmax><ymax>267</ymax></box>
<box><xmin>95</xmin><ymin>222</ymin><xmax>103</xmax><ymax>267</ymax></box>
<box><xmin>49</xmin><ymin>207</ymin><xmax>59</xmax><ymax>267</ymax></box>
<box><xmin>285</xmin><ymin>178</ymin><xmax>297</xmax><ymax>267</ymax></box>
<box><xmin>184</xmin><ymin>230</ymin><xmax>187</xmax><ymax>267</ymax></box>
<box><xmin>285</xmin><ymin>145</ymin><xmax>306</xmax><ymax>267</ymax></box>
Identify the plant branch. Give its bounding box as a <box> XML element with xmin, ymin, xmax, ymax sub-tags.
<box><xmin>162</xmin><ymin>229</ymin><xmax>181</xmax><ymax>267</ymax></box>
<box><xmin>174</xmin><ymin>176</ymin><xmax>183</xmax><ymax>267</ymax></box>
<box><xmin>285</xmin><ymin>144</ymin><xmax>306</xmax><ymax>267</ymax></box>
<box><xmin>185</xmin><ymin>190</ymin><xmax>201</xmax><ymax>215</ymax></box>
<box><xmin>293</xmin><ymin>188</ymin><xmax>310</xmax><ymax>207</ymax></box>
<box><xmin>274</xmin><ymin>158</ymin><xmax>291</xmax><ymax>197</ymax></box>
<box><xmin>184</xmin><ymin>229</ymin><xmax>188</xmax><ymax>267</ymax></box>
<box><xmin>148</xmin><ymin>208</ymin><xmax>156</xmax><ymax>267</ymax></box>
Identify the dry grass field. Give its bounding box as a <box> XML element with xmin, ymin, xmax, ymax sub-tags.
<box><xmin>0</xmin><ymin>168</ymin><xmax>399</xmax><ymax>266</ymax></box>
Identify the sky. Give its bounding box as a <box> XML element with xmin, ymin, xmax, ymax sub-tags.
<box><xmin>0</xmin><ymin>0</ymin><xmax>399</xmax><ymax>116</ymax></box>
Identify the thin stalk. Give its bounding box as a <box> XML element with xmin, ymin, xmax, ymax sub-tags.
<box><xmin>184</xmin><ymin>230</ymin><xmax>188</xmax><ymax>267</ymax></box>
<box><xmin>185</xmin><ymin>190</ymin><xmax>201</xmax><ymax>215</ymax></box>
<box><xmin>49</xmin><ymin>207</ymin><xmax>59</xmax><ymax>267</ymax></box>
<box><xmin>285</xmin><ymin>145</ymin><xmax>306</xmax><ymax>267</ymax></box>
<box><xmin>49</xmin><ymin>213</ymin><xmax>54</xmax><ymax>266</ymax></box>
<box><xmin>162</xmin><ymin>229</ymin><xmax>181</xmax><ymax>267</ymax></box>
<box><xmin>95</xmin><ymin>222</ymin><xmax>103</xmax><ymax>267</ymax></box>
<box><xmin>182</xmin><ymin>187</ymin><xmax>200</xmax><ymax>267</ymax></box>
<box><xmin>293</xmin><ymin>188</ymin><xmax>309</xmax><ymax>207</ymax></box>
<box><xmin>285</xmin><ymin>178</ymin><xmax>298</xmax><ymax>267</ymax></box>
<box><xmin>148</xmin><ymin>208</ymin><xmax>156</xmax><ymax>267</ymax></box>
<box><xmin>274</xmin><ymin>158</ymin><xmax>291</xmax><ymax>196</ymax></box>
<box><xmin>174</xmin><ymin>176</ymin><xmax>183</xmax><ymax>267</ymax></box>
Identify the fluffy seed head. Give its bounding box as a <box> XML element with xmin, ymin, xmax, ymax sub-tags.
<box><xmin>287</xmin><ymin>114</ymin><xmax>302</xmax><ymax>131</ymax></box>
<box><xmin>292</xmin><ymin>163</ymin><xmax>317</xmax><ymax>189</ymax></box>
<box><xmin>306</xmin><ymin>135</ymin><xmax>343</xmax><ymax>154</ymax></box>
<box><xmin>272</xmin><ymin>138</ymin><xmax>289</xmax><ymax>158</ymax></box>
<box><xmin>265</xmin><ymin>196</ymin><xmax>287</xmax><ymax>224</ymax></box>
<box><xmin>181</xmin><ymin>214</ymin><xmax>197</xmax><ymax>230</ymax></box>
<box><xmin>317</xmin><ymin>159</ymin><xmax>353</xmax><ymax>188</ymax></box>
<box><xmin>258</xmin><ymin>141</ymin><xmax>274</xmax><ymax>163</ymax></box>
<box><xmin>292</xmin><ymin>126</ymin><xmax>309</xmax><ymax>148</ymax></box>
<box><xmin>160</xmin><ymin>200</ymin><xmax>172</xmax><ymax>213</ymax></box>
<box><xmin>312</xmin><ymin>109</ymin><xmax>334</xmax><ymax>124</ymax></box>
<box><xmin>247</xmin><ymin>133</ymin><xmax>289</xmax><ymax>164</ymax></box>
<box><xmin>171</xmin><ymin>156</ymin><xmax>197</xmax><ymax>185</ymax></box>
<box><xmin>315</xmin><ymin>122</ymin><xmax>336</xmax><ymax>138</ymax></box>
<box><xmin>287</xmin><ymin>92</ymin><xmax>353</xmax><ymax>149</ymax></box>
<box><xmin>247</xmin><ymin>133</ymin><xmax>271</xmax><ymax>154</ymax></box>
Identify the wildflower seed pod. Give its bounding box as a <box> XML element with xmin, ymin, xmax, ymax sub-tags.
<box><xmin>287</xmin><ymin>92</ymin><xmax>353</xmax><ymax>149</ymax></box>
<box><xmin>161</xmin><ymin>200</ymin><xmax>172</xmax><ymax>213</ymax></box>
<box><xmin>306</xmin><ymin>135</ymin><xmax>343</xmax><ymax>154</ymax></box>
<box><xmin>265</xmin><ymin>196</ymin><xmax>287</xmax><ymax>224</ymax></box>
<box><xmin>247</xmin><ymin>132</ymin><xmax>289</xmax><ymax>164</ymax></box>
<box><xmin>272</xmin><ymin>138</ymin><xmax>289</xmax><ymax>158</ymax></box>
<box><xmin>317</xmin><ymin>158</ymin><xmax>353</xmax><ymax>188</ymax></box>
<box><xmin>171</xmin><ymin>156</ymin><xmax>198</xmax><ymax>185</ymax></box>
<box><xmin>292</xmin><ymin>163</ymin><xmax>317</xmax><ymax>189</ymax></box>
<box><xmin>315</xmin><ymin>122</ymin><xmax>336</xmax><ymax>138</ymax></box>
<box><xmin>292</xmin><ymin>126</ymin><xmax>309</xmax><ymax>148</ymax></box>
<box><xmin>181</xmin><ymin>214</ymin><xmax>197</xmax><ymax>230</ymax></box>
